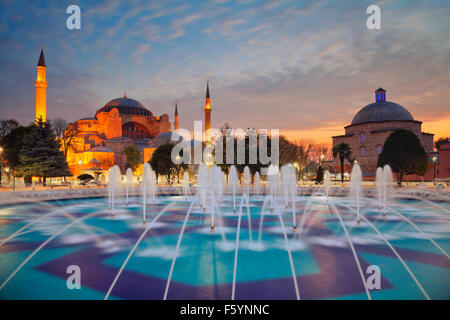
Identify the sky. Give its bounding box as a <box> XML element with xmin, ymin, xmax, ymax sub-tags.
<box><xmin>0</xmin><ymin>0</ymin><xmax>449</xmax><ymax>143</ymax></box>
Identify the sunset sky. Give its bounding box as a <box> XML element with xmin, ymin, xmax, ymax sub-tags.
<box><xmin>0</xmin><ymin>0</ymin><xmax>449</xmax><ymax>144</ymax></box>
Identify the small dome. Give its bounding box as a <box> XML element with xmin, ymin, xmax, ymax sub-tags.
<box><xmin>150</xmin><ymin>132</ymin><xmax>183</xmax><ymax>147</ymax></box>
<box><xmin>351</xmin><ymin>89</ymin><xmax>414</xmax><ymax>125</ymax></box>
<box><xmin>90</xmin><ymin>146</ymin><xmax>113</xmax><ymax>153</ymax></box>
<box><xmin>351</xmin><ymin>101</ymin><xmax>414</xmax><ymax>125</ymax></box>
<box><xmin>96</xmin><ymin>97</ymin><xmax>153</xmax><ymax>116</ymax></box>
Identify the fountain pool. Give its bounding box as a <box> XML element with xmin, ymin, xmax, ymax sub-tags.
<box><xmin>0</xmin><ymin>194</ymin><xmax>449</xmax><ymax>300</ymax></box>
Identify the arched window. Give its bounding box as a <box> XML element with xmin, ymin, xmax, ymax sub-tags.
<box><xmin>377</xmin><ymin>145</ymin><xmax>382</xmax><ymax>154</ymax></box>
<box><xmin>360</xmin><ymin>132</ymin><xmax>365</xmax><ymax>143</ymax></box>
<box><xmin>360</xmin><ymin>147</ymin><xmax>365</xmax><ymax>156</ymax></box>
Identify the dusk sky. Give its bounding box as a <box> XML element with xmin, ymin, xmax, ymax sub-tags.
<box><xmin>0</xmin><ymin>0</ymin><xmax>449</xmax><ymax>143</ymax></box>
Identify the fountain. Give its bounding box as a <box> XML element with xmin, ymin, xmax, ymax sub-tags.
<box><xmin>141</xmin><ymin>163</ymin><xmax>152</xmax><ymax>224</ymax></box>
<box><xmin>0</xmin><ymin>161</ymin><xmax>449</xmax><ymax>301</ymax></box>
<box><xmin>376</xmin><ymin>165</ymin><xmax>394</xmax><ymax>216</ymax></box>
<box><xmin>382</xmin><ymin>165</ymin><xmax>393</xmax><ymax>216</ymax></box>
<box><xmin>350</xmin><ymin>163</ymin><xmax>362</xmax><ymax>225</ymax></box>
<box><xmin>125</xmin><ymin>168</ymin><xmax>133</xmax><ymax>206</ymax></box>
<box><xmin>254</xmin><ymin>171</ymin><xmax>260</xmax><ymax>197</ymax></box>
<box><xmin>243</xmin><ymin>166</ymin><xmax>250</xmax><ymax>197</ymax></box>
<box><xmin>198</xmin><ymin>163</ymin><xmax>208</xmax><ymax>211</ymax></box>
<box><xmin>267</xmin><ymin>164</ymin><xmax>279</xmax><ymax>213</ymax></box>
<box><xmin>108</xmin><ymin>165</ymin><xmax>121</xmax><ymax>216</ymax></box>
<box><xmin>324</xmin><ymin>170</ymin><xmax>331</xmax><ymax>200</ymax></box>
<box><xmin>229</xmin><ymin>165</ymin><xmax>238</xmax><ymax>214</ymax></box>
<box><xmin>183</xmin><ymin>171</ymin><xmax>189</xmax><ymax>200</ymax></box>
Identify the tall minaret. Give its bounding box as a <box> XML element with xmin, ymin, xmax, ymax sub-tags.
<box><xmin>173</xmin><ymin>101</ymin><xmax>179</xmax><ymax>131</ymax></box>
<box><xmin>204</xmin><ymin>81</ymin><xmax>211</xmax><ymax>142</ymax></box>
<box><xmin>35</xmin><ymin>46</ymin><xmax>47</xmax><ymax>122</ymax></box>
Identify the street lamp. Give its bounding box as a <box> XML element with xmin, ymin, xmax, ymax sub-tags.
<box><xmin>78</xmin><ymin>160</ymin><xmax>82</xmax><ymax>176</ymax></box>
<box><xmin>320</xmin><ymin>154</ymin><xmax>325</xmax><ymax>166</ymax></box>
<box><xmin>4</xmin><ymin>167</ymin><xmax>9</xmax><ymax>186</ymax></box>
<box><xmin>0</xmin><ymin>146</ymin><xmax>3</xmax><ymax>186</ymax></box>
<box><xmin>432</xmin><ymin>156</ymin><xmax>437</xmax><ymax>183</ymax></box>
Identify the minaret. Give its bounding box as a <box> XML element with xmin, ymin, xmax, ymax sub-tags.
<box><xmin>35</xmin><ymin>46</ymin><xmax>47</xmax><ymax>122</ymax></box>
<box><xmin>173</xmin><ymin>101</ymin><xmax>179</xmax><ymax>131</ymax></box>
<box><xmin>204</xmin><ymin>81</ymin><xmax>211</xmax><ymax>142</ymax></box>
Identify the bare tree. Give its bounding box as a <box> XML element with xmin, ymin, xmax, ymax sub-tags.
<box><xmin>279</xmin><ymin>135</ymin><xmax>299</xmax><ymax>166</ymax></box>
<box><xmin>50</xmin><ymin>118</ymin><xmax>68</xmax><ymax>139</ymax></box>
<box><xmin>0</xmin><ymin>119</ymin><xmax>19</xmax><ymax>138</ymax></box>
<box><xmin>60</xmin><ymin>124</ymin><xmax>80</xmax><ymax>157</ymax></box>
<box><xmin>294</xmin><ymin>139</ymin><xmax>314</xmax><ymax>176</ymax></box>
<box><xmin>310</xmin><ymin>142</ymin><xmax>332</xmax><ymax>163</ymax></box>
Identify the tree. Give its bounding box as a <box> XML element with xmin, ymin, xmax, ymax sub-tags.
<box><xmin>0</xmin><ymin>119</ymin><xmax>19</xmax><ymax>138</ymax></box>
<box><xmin>150</xmin><ymin>143</ymin><xmax>177</xmax><ymax>184</ymax></box>
<box><xmin>435</xmin><ymin>137</ymin><xmax>449</xmax><ymax>151</ymax></box>
<box><xmin>50</xmin><ymin>117</ymin><xmax>68</xmax><ymax>139</ymax></box>
<box><xmin>378</xmin><ymin>129</ymin><xmax>428</xmax><ymax>185</ymax></box>
<box><xmin>214</xmin><ymin>124</ymin><xmax>278</xmax><ymax>181</ymax></box>
<box><xmin>59</xmin><ymin>124</ymin><xmax>80</xmax><ymax>157</ymax></box>
<box><xmin>279</xmin><ymin>135</ymin><xmax>298</xmax><ymax>166</ymax></box>
<box><xmin>294</xmin><ymin>139</ymin><xmax>314</xmax><ymax>180</ymax></box>
<box><xmin>0</xmin><ymin>125</ymin><xmax>33</xmax><ymax>184</ymax></box>
<box><xmin>332</xmin><ymin>143</ymin><xmax>352</xmax><ymax>183</ymax></box>
<box><xmin>16</xmin><ymin>118</ymin><xmax>71</xmax><ymax>185</ymax></box>
<box><xmin>78</xmin><ymin>173</ymin><xmax>94</xmax><ymax>185</ymax></box>
<box><xmin>124</xmin><ymin>145</ymin><xmax>141</xmax><ymax>172</ymax></box>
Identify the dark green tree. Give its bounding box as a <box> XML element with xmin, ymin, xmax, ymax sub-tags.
<box><xmin>77</xmin><ymin>173</ymin><xmax>94</xmax><ymax>185</ymax></box>
<box><xmin>332</xmin><ymin>143</ymin><xmax>352</xmax><ymax>183</ymax></box>
<box><xmin>435</xmin><ymin>137</ymin><xmax>449</xmax><ymax>151</ymax></box>
<box><xmin>378</xmin><ymin>129</ymin><xmax>428</xmax><ymax>185</ymax></box>
<box><xmin>150</xmin><ymin>143</ymin><xmax>177</xmax><ymax>184</ymax></box>
<box><xmin>16</xmin><ymin>118</ymin><xmax>71</xmax><ymax>185</ymax></box>
<box><xmin>124</xmin><ymin>145</ymin><xmax>141</xmax><ymax>172</ymax></box>
<box><xmin>315</xmin><ymin>165</ymin><xmax>324</xmax><ymax>184</ymax></box>
<box><xmin>0</xmin><ymin>125</ymin><xmax>33</xmax><ymax>184</ymax></box>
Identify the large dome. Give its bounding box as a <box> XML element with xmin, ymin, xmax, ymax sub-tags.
<box><xmin>351</xmin><ymin>89</ymin><xmax>414</xmax><ymax>125</ymax></box>
<box><xmin>96</xmin><ymin>96</ymin><xmax>153</xmax><ymax>116</ymax></box>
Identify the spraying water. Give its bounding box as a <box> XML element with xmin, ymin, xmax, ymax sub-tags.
<box><xmin>229</xmin><ymin>165</ymin><xmax>238</xmax><ymax>214</ymax></box>
<box><xmin>350</xmin><ymin>163</ymin><xmax>362</xmax><ymax>225</ymax></box>
<box><xmin>267</xmin><ymin>164</ymin><xmax>279</xmax><ymax>213</ymax></box>
<box><xmin>198</xmin><ymin>163</ymin><xmax>208</xmax><ymax>211</ymax></box>
<box><xmin>376</xmin><ymin>167</ymin><xmax>383</xmax><ymax>211</ymax></box>
<box><xmin>183</xmin><ymin>171</ymin><xmax>189</xmax><ymax>200</ymax></box>
<box><xmin>243</xmin><ymin>166</ymin><xmax>251</xmax><ymax>197</ymax></box>
<box><xmin>375</xmin><ymin>165</ymin><xmax>394</xmax><ymax>216</ymax></box>
<box><xmin>324</xmin><ymin>170</ymin><xmax>331</xmax><ymax>200</ymax></box>
<box><xmin>108</xmin><ymin>165</ymin><xmax>121</xmax><ymax>216</ymax></box>
<box><xmin>254</xmin><ymin>172</ymin><xmax>260</xmax><ymax>198</ymax></box>
<box><xmin>125</xmin><ymin>168</ymin><xmax>133</xmax><ymax>206</ymax></box>
<box><xmin>142</xmin><ymin>163</ymin><xmax>151</xmax><ymax>224</ymax></box>
<box><xmin>382</xmin><ymin>165</ymin><xmax>393</xmax><ymax>216</ymax></box>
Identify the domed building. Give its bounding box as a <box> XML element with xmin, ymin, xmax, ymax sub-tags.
<box><xmin>65</xmin><ymin>92</ymin><xmax>179</xmax><ymax>176</ymax></box>
<box><xmin>331</xmin><ymin>88</ymin><xmax>434</xmax><ymax>177</ymax></box>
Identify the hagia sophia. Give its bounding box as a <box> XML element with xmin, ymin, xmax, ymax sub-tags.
<box><xmin>35</xmin><ymin>48</ymin><xmax>211</xmax><ymax>178</ymax></box>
